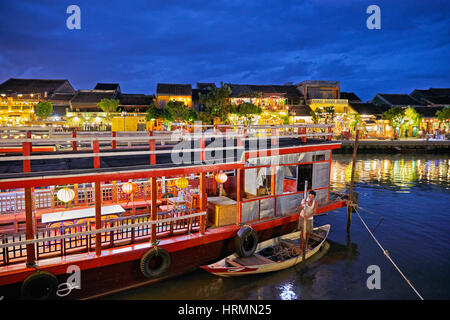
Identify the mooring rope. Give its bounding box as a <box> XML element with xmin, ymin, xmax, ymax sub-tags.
<box><xmin>353</xmin><ymin>207</ymin><xmax>424</xmax><ymax>300</ymax></box>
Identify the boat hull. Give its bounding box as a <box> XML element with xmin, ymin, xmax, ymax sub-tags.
<box><xmin>0</xmin><ymin>219</ymin><xmax>300</xmax><ymax>300</ymax></box>
<box><xmin>201</xmin><ymin>225</ymin><xmax>330</xmax><ymax>277</ymax></box>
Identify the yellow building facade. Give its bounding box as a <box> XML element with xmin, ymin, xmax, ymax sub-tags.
<box><xmin>0</xmin><ymin>94</ymin><xmax>37</xmax><ymax>126</ymax></box>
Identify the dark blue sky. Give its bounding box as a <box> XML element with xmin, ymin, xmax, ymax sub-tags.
<box><xmin>0</xmin><ymin>0</ymin><xmax>449</xmax><ymax>100</ymax></box>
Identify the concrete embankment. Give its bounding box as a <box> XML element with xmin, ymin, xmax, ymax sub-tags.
<box><xmin>334</xmin><ymin>139</ymin><xmax>450</xmax><ymax>153</ymax></box>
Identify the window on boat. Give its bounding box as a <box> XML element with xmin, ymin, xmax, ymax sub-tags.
<box><xmin>243</xmin><ymin>167</ymin><xmax>273</xmax><ymax>198</ymax></box>
<box><xmin>297</xmin><ymin>164</ymin><xmax>313</xmax><ymax>192</ymax></box>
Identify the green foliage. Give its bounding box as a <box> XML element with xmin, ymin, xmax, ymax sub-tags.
<box><xmin>34</xmin><ymin>102</ymin><xmax>53</xmax><ymax>119</ymax></box>
<box><xmin>349</xmin><ymin>113</ymin><xmax>361</xmax><ymax>131</ymax></box>
<box><xmin>198</xmin><ymin>83</ymin><xmax>233</xmax><ymax>124</ymax></box>
<box><xmin>383</xmin><ymin>107</ymin><xmax>406</xmax><ymax>128</ymax></box>
<box><xmin>436</xmin><ymin>107</ymin><xmax>450</xmax><ymax>122</ymax></box>
<box><xmin>97</xmin><ymin>99</ymin><xmax>120</xmax><ymax>120</ymax></box>
<box><xmin>436</xmin><ymin>107</ymin><xmax>450</xmax><ymax>129</ymax></box>
<box><xmin>405</xmin><ymin>107</ymin><xmax>422</xmax><ymax>127</ymax></box>
<box><xmin>146</xmin><ymin>104</ymin><xmax>172</xmax><ymax>122</ymax></box>
<box><xmin>235</xmin><ymin>102</ymin><xmax>262</xmax><ymax>125</ymax></box>
<box><xmin>165</xmin><ymin>100</ymin><xmax>198</xmax><ymax>123</ymax></box>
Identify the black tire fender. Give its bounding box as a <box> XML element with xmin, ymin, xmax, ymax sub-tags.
<box><xmin>234</xmin><ymin>226</ymin><xmax>258</xmax><ymax>257</ymax></box>
<box><xmin>21</xmin><ymin>271</ymin><xmax>58</xmax><ymax>300</ymax></box>
<box><xmin>140</xmin><ymin>247</ymin><xmax>171</xmax><ymax>278</ymax></box>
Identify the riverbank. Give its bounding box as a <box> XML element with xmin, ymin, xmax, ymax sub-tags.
<box><xmin>335</xmin><ymin>139</ymin><xmax>450</xmax><ymax>153</ymax></box>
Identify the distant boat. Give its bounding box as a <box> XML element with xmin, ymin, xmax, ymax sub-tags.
<box><xmin>201</xmin><ymin>224</ymin><xmax>330</xmax><ymax>277</ymax></box>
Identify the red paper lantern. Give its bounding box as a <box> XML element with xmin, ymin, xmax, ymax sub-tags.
<box><xmin>215</xmin><ymin>172</ymin><xmax>228</xmax><ymax>184</ymax></box>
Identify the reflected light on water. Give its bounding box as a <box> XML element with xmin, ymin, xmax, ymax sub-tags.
<box><xmin>331</xmin><ymin>155</ymin><xmax>450</xmax><ymax>190</ymax></box>
<box><xmin>278</xmin><ymin>282</ymin><xmax>298</xmax><ymax>300</ymax></box>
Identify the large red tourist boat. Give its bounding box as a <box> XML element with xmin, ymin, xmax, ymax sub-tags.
<box><xmin>0</xmin><ymin>125</ymin><xmax>346</xmax><ymax>299</ymax></box>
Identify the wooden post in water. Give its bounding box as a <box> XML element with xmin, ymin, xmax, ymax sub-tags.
<box><xmin>347</xmin><ymin>128</ymin><xmax>360</xmax><ymax>232</ymax></box>
<box><xmin>302</xmin><ymin>181</ymin><xmax>308</xmax><ymax>262</ymax></box>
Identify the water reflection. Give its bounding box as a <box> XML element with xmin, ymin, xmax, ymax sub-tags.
<box><xmin>331</xmin><ymin>154</ymin><xmax>450</xmax><ymax>190</ymax></box>
<box><xmin>105</xmin><ymin>154</ymin><xmax>450</xmax><ymax>300</ymax></box>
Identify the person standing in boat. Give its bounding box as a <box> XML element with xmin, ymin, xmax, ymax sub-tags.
<box><xmin>298</xmin><ymin>190</ymin><xmax>318</xmax><ymax>251</ymax></box>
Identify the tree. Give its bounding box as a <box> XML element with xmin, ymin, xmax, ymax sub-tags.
<box><xmin>348</xmin><ymin>113</ymin><xmax>361</xmax><ymax>131</ymax></box>
<box><xmin>405</xmin><ymin>107</ymin><xmax>422</xmax><ymax>127</ymax></box>
<box><xmin>198</xmin><ymin>83</ymin><xmax>233</xmax><ymax>124</ymax></box>
<box><xmin>235</xmin><ymin>102</ymin><xmax>262</xmax><ymax>125</ymax></box>
<box><xmin>145</xmin><ymin>104</ymin><xmax>172</xmax><ymax>122</ymax></box>
<box><xmin>383</xmin><ymin>107</ymin><xmax>406</xmax><ymax>136</ymax></box>
<box><xmin>310</xmin><ymin>106</ymin><xmax>335</xmax><ymax>125</ymax></box>
<box><xmin>436</xmin><ymin>106</ymin><xmax>450</xmax><ymax>131</ymax></box>
<box><xmin>97</xmin><ymin>98</ymin><xmax>120</xmax><ymax>120</ymax></box>
<box><xmin>165</xmin><ymin>100</ymin><xmax>198</xmax><ymax>123</ymax></box>
<box><xmin>35</xmin><ymin>102</ymin><xmax>53</xmax><ymax>120</ymax></box>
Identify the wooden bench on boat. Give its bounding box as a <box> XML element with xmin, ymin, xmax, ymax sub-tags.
<box><xmin>229</xmin><ymin>253</ymin><xmax>274</xmax><ymax>267</ymax></box>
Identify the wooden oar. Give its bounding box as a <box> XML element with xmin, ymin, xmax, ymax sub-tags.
<box><xmin>302</xmin><ymin>180</ymin><xmax>308</xmax><ymax>261</ymax></box>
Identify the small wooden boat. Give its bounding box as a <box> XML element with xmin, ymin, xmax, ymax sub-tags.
<box><xmin>201</xmin><ymin>224</ymin><xmax>330</xmax><ymax>277</ymax></box>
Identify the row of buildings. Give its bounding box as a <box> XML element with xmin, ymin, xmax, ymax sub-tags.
<box><xmin>0</xmin><ymin>78</ymin><xmax>448</xmax><ymax>137</ymax></box>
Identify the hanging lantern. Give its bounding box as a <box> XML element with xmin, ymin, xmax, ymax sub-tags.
<box><xmin>215</xmin><ymin>172</ymin><xmax>228</xmax><ymax>184</ymax></box>
<box><xmin>57</xmin><ymin>188</ymin><xmax>75</xmax><ymax>203</ymax></box>
<box><xmin>122</xmin><ymin>182</ymin><xmax>137</xmax><ymax>195</ymax></box>
<box><xmin>175</xmin><ymin>177</ymin><xmax>189</xmax><ymax>189</ymax></box>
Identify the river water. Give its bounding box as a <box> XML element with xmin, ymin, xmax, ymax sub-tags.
<box><xmin>106</xmin><ymin>153</ymin><xmax>450</xmax><ymax>300</ymax></box>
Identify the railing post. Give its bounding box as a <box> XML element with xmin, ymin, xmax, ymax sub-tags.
<box><xmin>111</xmin><ymin>131</ymin><xmax>117</xmax><ymax>149</ymax></box>
<box><xmin>150</xmin><ymin>177</ymin><xmax>157</xmax><ymax>242</ymax></box>
<box><xmin>22</xmin><ymin>131</ymin><xmax>31</xmax><ymax>173</ymax></box>
<box><xmin>237</xmin><ymin>129</ymin><xmax>243</xmax><ymax>147</ymax></box>
<box><xmin>271</xmin><ymin>127</ymin><xmax>277</xmax><ymax>146</ymax></box>
<box><xmin>300</xmin><ymin>126</ymin><xmax>307</xmax><ymax>143</ymax></box>
<box><xmin>236</xmin><ymin>168</ymin><xmax>244</xmax><ymax>225</ymax></box>
<box><xmin>72</xmin><ymin>130</ymin><xmax>77</xmax><ymax>151</ymax></box>
<box><xmin>149</xmin><ymin>130</ymin><xmax>156</xmax><ymax>165</ymax></box>
<box><xmin>328</xmin><ymin>126</ymin><xmax>332</xmax><ymax>141</ymax></box>
<box><xmin>74</xmin><ymin>184</ymin><xmax>79</xmax><ymax>206</ymax></box>
<box><xmin>94</xmin><ymin>181</ymin><xmax>102</xmax><ymax>256</ymax></box>
<box><xmin>24</xmin><ymin>187</ymin><xmax>36</xmax><ymax>267</ymax></box>
<box><xmin>199</xmin><ymin>172</ymin><xmax>206</xmax><ymax>234</ymax></box>
<box><xmin>112</xmin><ymin>181</ymin><xmax>117</xmax><ymax>203</ymax></box>
<box><xmin>200</xmin><ymin>137</ymin><xmax>205</xmax><ymax>163</ymax></box>
<box><xmin>93</xmin><ymin>140</ymin><xmax>100</xmax><ymax>168</ymax></box>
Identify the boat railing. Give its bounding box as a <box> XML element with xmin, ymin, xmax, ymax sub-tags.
<box><xmin>0</xmin><ymin>175</ymin><xmax>215</xmax><ymax>216</ymax></box>
<box><xmin>0</xmin><ymin>210</ymin><xmax>205</xmax><ymax>266</ymax></box>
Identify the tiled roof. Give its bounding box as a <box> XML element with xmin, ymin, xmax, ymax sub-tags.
<box><xmin>377</xmin><ymin>94</ymin><xmax>423</xmax><ymax>106</ymax></box>
<box><xmin>0</xmin><ymin>78</ymin><xmax>74</xmax><ymax>96</ymax></box>
<box><xmin>49</xmin><ymin>93</ymin><xmax>75</xmax><ymax>102</ymax></box>
<box><xmin>410</xmin><ymin>88</ymin><xmax>450</xmax><ymax>105</ymax></box>
<box><xmin>196</xmin><ymin>83</ymin><xmax>216</xmax><ymax>90</ymax></box>
<box><xmin>340</xmin><ymin>92</ymin><xmax>361</xmax><ymax>102</ymax></box>
<box><xmin>227</xmin><ymin>84</ymin><xmax>302</xmax><ymax>98</ymax></box>
<box><xmin>70</xmin><ymin>90</ymin><xmax>118</xmax><ymax>104</ymax></box>
<box><xmin>157</xmin><ymin>83</ymin><xmax>192</xmax><ymax>96</ymax></box>
<box><xmin>119</xmin><ymin>94</ymin><xmax>154</xmax><ymax>106</ymax></box>
<box><xmin>413</xmin><ymin>106</ymin><xmax>445</xmax><ymax>118</ymax></box>
<box><xmin>94</xmin><ymin>83</ymin><xmax>121</xmax><ymax>91</ymax></box>
<box><xmin>349</xmin><ymin>102</ymin><xmax>390</xmax><ymax>115</ymax></box>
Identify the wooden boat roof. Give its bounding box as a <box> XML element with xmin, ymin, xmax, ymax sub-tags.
<box><xmin>0</xmin><ymin>138</ymin><xmax>340</xmax><ymax>189</ymax></box>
